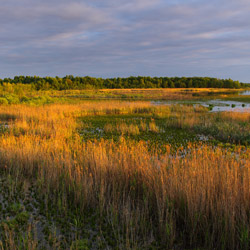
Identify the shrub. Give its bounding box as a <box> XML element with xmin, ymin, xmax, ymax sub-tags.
<box><xmin>20</xmin><ymin>96</ymin><xmax>30</xmax><ymax>103</ymax></box>
<box><xmin>0</xmin><ymin>97</ymin><xmax>8</xmax><ymax>105</ymax></box>
<box><xmin>4</xmin><ymin>94</ymin><xmax>19</xmax><ymax>104</ymax></box>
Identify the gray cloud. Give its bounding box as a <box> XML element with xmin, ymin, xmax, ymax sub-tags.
<box><xmin>0</xmin><ymin>0</ymin><xmax>250</xmax><ymax>81</ymax></box>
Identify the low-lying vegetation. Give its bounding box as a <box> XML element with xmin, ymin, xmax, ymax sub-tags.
<box><xmin>0</xmin><ymin>82</ymin><xmax>247</xmax><ymax>103</ymax></box>
<box><xmin>0</xmin><ymin>100</ymin><xmax>250</xmax><ymax>249</ymax></box>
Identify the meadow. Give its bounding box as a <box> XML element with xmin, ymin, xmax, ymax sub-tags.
<box><xmin>0</xmin><ymin>82</ymin><xmax>247</xmax><ymax>104</ymax></box>
<box><xmin>0</xmin><ymin>87</ymin><xmax>250</xmax><ymax>249</ymax></box>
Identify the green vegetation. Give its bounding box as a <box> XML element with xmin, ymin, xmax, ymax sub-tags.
<box><xmin>79</xmin><ymin>104</ymin><xmax>250</xmax><ymax>148</ymax></box>
<box><xmin>0</xmin><ymin>82</ymin><xmax>249</xmax><ymax>106</ymax></box>
<box><xmin>0</xmin><ymin>85</ymin><xmax>250</xmax><ymax>249</ymax></box>
<box><xmin>224</xmin><ymin>95</ymin><xmax>250</xmax><ymax>103</ymax></box>
<box><xmin>79</xmin><ymin>114</ymin><xmax>198</xmax><ymax>152</ymax></box>
<box><xmin>0</xmin><ymin>75</ymin><xmax>247</xmax><ymax>90</ymax></box>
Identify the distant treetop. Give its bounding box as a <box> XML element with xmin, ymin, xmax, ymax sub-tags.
<box><xmin>0</xmin><ymin>76</ymin><xmax>247</xmax><ymax>90</ymax></box>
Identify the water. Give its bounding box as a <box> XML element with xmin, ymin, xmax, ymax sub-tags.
<box><xmin>151</xmin><ymin>99</ymin><xmax>250</xmax><ymax>113</ymax></box>
<box><xmin>239</xmin><ymin>90</ymin><xmax>250</xmax><ymax>95</ymax></box>
<box><xmin>201</xmin><ymin>100</ymin><xmax>250</xmax><ymax>112</ymax></box>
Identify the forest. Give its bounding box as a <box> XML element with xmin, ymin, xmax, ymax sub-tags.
<box><xmin>0</xmin><ymin>75</ymin><xmax>247</xmax><ymax>90</ymax></box>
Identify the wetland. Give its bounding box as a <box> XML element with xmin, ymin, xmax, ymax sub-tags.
<box><xmin>0</xmin><ymin>86</ymin><xmax>250</xmax><ymax>249</ymax></box>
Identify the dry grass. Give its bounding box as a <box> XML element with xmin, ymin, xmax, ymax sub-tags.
<box><xmin>103</xmin><ymin>119</ymin><xmax>160</xmax><ymax>135</ymax></box>
<box><xmin>0</xmin><ymin>102</ymin><xmax>250</xmax><ymax>249</ymax></box>
<box><xmin>104</xmin><ymin>123</ymin><xmax>140</xmax><ymax>135</ymax></box>
<box><xmin>45</xmin><ymin>88</ymin><xmax>244</xmax><ymax>101</ymax></box>
<box><xmin>221</xmin><ymin>111</ymin><xmax>250</xmax><ymax>122</ymax></box>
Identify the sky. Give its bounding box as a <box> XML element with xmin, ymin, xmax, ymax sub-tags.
<box><xmin>1</xmin><ymin>0</ymin><xmax>250</xmax><ymax>82</ymax></box>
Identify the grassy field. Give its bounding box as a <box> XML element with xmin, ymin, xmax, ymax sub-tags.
<box><xmin>0</xmin><ymin>90</ymin><xmax>250</xmax><ymax>249</ymax></box>
<box><xmin>224</xmin><ymin>95</ymin><xmax>250</xmax><ymax>103</ymax></box>
<box><xmin>0</xmin><ymin>83</ymin><xmax>248</xmax><ymax>104</ymax></box>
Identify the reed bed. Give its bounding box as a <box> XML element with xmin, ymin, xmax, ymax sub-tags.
<box><xmin>0</xmin><ymin>84</ymin><xmax>243</xmax><ymax>104</ymax></box>
<box><xmin>0</xmin><ymin>102</ymin><xmax>250</xmax><ymax>249</ymax></box>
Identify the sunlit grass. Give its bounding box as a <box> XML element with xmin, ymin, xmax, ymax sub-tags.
<box><xmin>0</xmin><ymin>83</ymin><xmax>247</xmax><ymax>104</ymax></box>
<box><xmin>0</xmin><ymin>101</ymin><xmax>250</xmax><ymax>249</ymax></box>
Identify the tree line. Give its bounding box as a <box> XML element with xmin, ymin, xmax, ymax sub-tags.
<box><xmin>0</xmin><ymin>76</ymin><xmax>247</xmax><ymax>90</ymax></box>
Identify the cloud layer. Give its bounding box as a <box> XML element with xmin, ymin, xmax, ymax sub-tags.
<box><xmin>1</xmin><ymin>0</ymin><xmax>250</xmax><ymax>82</ymax></box>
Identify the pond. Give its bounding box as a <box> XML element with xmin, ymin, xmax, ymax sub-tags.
<box><xmin>239</xmin><ymin>90</ymin><xmax>250</xmax><ymax>95</ymax></box>
<box><xmin>200</xmin><ymin>100</ymin><xmax>250</xmax><ymax>112</ymax></box>
<box><xmin>151</xmin><ymin>99</ymin><xmax>250</xmax><ymax>113</ymax></box>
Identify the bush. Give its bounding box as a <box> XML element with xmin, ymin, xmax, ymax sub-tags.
<box><xmin>20</xmin><ymin>96</ymin><xmax>30</xmax><ymax>103</ymax></box>
<box><xmin>0</xmin><ymin>97</ymin><xmax>8</xmax><ymax>105</ymax></box>
<box><xmin>4</xmin><ymin>94</ymin><xmax>19</xmax><ymax>104</ymax></box>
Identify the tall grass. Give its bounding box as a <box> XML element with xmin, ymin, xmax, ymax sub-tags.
<box><xmin>156</xmin><ymin>105</ymin><xmax>250</xmax><ymax>145</ymax></box>
<box><xmin>0</xmin><ymin>84</ymin><xmax>244</xmax><ymax>103</ymax></box>
<box><xmin>0</xmin><ymin>102</ymin><xmax>250</xmax><ymax>249</ymax></box>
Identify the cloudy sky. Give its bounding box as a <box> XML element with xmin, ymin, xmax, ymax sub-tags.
<box><xmin>1</xmin><ymin>0</ymin><xmax>250</xmax><ymax>82</ymax></box>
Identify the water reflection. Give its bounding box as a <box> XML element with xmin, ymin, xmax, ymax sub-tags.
<box><xmin>202</xmin><ymin>100</ymin><xmax>250</xmax><ymax>112</ymax></box>
<box><xmin>239</xmin><ymin>90</ymin><xmax>250</xmax><ymax>96</ymax></box>
<box><xmin>151</xmin><ymin>100</ymin><xmax>250</xmax><ymax>113</ymax></box>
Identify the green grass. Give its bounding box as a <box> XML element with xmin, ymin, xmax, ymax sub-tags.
<box><xmin>79</xmin><ymin>114</ymin><xmax>200</xmax><ymax>153</ymax></box>
<box><xmin>224</xmin><ymin>95</ymin><xmax>250</xmax><ymax>103</ymax></box>
<box><xmin>0</xmin><ymin>171</ymin><xmax>120</xmax><ymax>249</ymax></box>
<box><xmin>0</xmin><ymin>86</ymin><xmax>247</xmax><ymax>105</ymax></box>
<box><xmin>78</xmin><ymin>108</ymin><xmax>250</xmax><ymax>152</ymax></box>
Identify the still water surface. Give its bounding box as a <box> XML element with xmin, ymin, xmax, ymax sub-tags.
<box><xmin>152</xmin><ymin>99</ymin><xmax>250</xmax><ymax>113</ymax></box>
<box><xmin>239</xmin><ymin>90</ymin><xmax>250</xmax><ymax>95</ymax></box>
